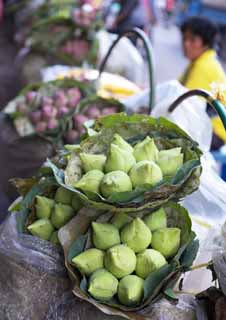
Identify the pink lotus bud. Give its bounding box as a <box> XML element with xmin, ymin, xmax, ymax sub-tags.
<box><xmin>72</xmin><ymin>40</ymin><xmax>89</xmax><ymax>62</ymax></box>
<box><xmin>101</xmin><ymin>107</ymin><xmax>118</xmax><ymax>115</ymax></box>
<box><xmin>61</xmin><ymin>41</ymin><xmax>73</xmax><ymax>54</ymax></box>
<box><xmin>35</xmin><ymin>121</ymin><xmax>47</xmax><ymax>133</ymax></box>
<box><xmin>47</xmin><ymin>118</ymin><xmax>59</xmax><ymax>130</ymax></box>
<box><xmin>57</xmin><ymin>106</ymin><xmax>69</xmax><ymax>117</ymax></box>
<box><xmin>64</xmin><ymin>129</ymin><xmax>79</xmax><ymax>144</ymax></box>
<box><xmin>42</xmin><ymin>96</ymin><xmax>53</xmax><ymax>105</ymax></box>
<box><xmin>29</xmin><ymin>110</ymin><xmax>42</xmax><ymax>124</ymax></box>
<box><xmin>42</xmin><ymin>105</ymin><xmax>54</xmax><ymax>120</ymax></box>
<box><xmin>26</xmin><ymin>91</ymin><xmax>37</xmax><ymax>104</ymax></box>
<box><xmin>85</xmin><ymin>106</ymin><xmax>101</xmax><ymax>119</ymax></box>
<box><xmin>73</xmin><ymin>114</ymin><xmax>88</xmax><ymax>128</ymax></box>
<box><xmin>67</xmin><ymin>89</ymin><xmax>81</xmax><ymax>108</ymax></box>
<box><xmin>17</xmin><ymin>103</ymin><xmax>28</xmax><ymax>114</ymax></box>
<box><xmin>51</xmin><ymin>108</ymin><xmax>58</xmax><ymax>118</ymax></box>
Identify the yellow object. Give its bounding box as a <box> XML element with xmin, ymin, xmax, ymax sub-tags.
<box><xmin>57</xmin><ymin>68</ymin><xmax>141</xmax><ymax>99</ymax></box>
<box><xmin>180</xmin><ymin>49</ymin><xmax>226</xmax><ymax>91</ymax></box>
<box><xmin>180</xmin><ymin>49</ymin><xmax>226</xmax><ymax>142</ymax></box>
<box><xmin>211</xmin><ymin>116</ymin><xmax>226</xmax><ymax>142</ymax></box>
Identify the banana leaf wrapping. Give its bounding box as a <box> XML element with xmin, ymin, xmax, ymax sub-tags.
<box><xmin>48</xmin><ymin>113</ymin><xmax>202</xmax><ymax>212</ymax></box>
<box><xmin>58</xmin><ymin>202</ymin><xmax>199</xmax><ymax>319</ymax></box>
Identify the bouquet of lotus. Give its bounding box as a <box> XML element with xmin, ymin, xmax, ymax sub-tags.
<box><xmin>3</xmin><ymin>79</ymin><xmax>93</xmax><ymax>143</ymax></box>
<box><xmin>49</xmin><ymin>113</ymin><xmax>202</xmax><ymax>212</ymax></box>
<box><xmin>12</xmin><ymin>176</ymin><xmax>83</xmax><ymax>244</ymax></box>
<box><xmin>58</xmin><ymin>202</ymin><xmax>198</xmax><ymax>318</ymax></box>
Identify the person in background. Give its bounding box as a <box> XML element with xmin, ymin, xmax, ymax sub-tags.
<box><xmin>109</xmin><ymin>0</ymin><xmax>157</xmax><ymax>36</ymax></box>
<box><xmin>179</xmin><ymin>16</ymin><xmax>226</xmax><ymax>149</ymax></box>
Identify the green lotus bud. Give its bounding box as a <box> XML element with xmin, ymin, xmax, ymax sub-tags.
<box><xmin>143</xmin><ymin>208</ymin><xmax>167</xmax><ymax>232</ymax></box>
<box><xmin>118</xmin><ymin>275</ymin><xmax>144</xmax><ymax>306</ymax></box>
<box><xmin>133</xmin><ymin>136</ymin><xmax>159</xmax><ymax>162</ymax></box>
<box><xmin>27</xmin><ymin>218</ymin><xmax>54</xmax><ymax>241</ymax></box>
<box><xmin>136</xmin><ymin>249</ymin><xmax>167</xmax><ymax>279</ymax></box>
<box><xmin>51</xmin><ymin>203</ymin><xmax>74</xmax><ymax>229</ymax></box>
<box><xmin>80</xmin><ymin>153</ymin><xmax>106</xmax><ymax>173</ymax></box>
<box><xmin>104</xmin><ymin>244</ymin><xmax>136</xmax><ymax>279</ymax></box>
<box><xmin>72</xmin><ymin>248</ymin><xmax>104</xmax><ymax>275</ymax></box>
<box><xmin>112</xmin><ymin>133</ymin><xmax>133</xmax><ymax>154</ymax></box>
<box><xmin>55</xmin><ymin>187</ymin><xmax>73</xmax><ymax>205</ymax></box>
<box><xmin>111</xmin><ymin>212</ymin><xmax>132</xmax><ymax>230</ymax></box>
<box><xmin>35</xmin><ymin>196</ymin><xmax>54</xmax><ymax>219</ymax></box>
<box><xmin>158</xmin><ymin>148</ymin><xmax>183</xmax><ymax>176</ymax></box>
<box><xmin>100</xmin><ymin>171</ymin><xmax>132</xmax><ymax>198</ymax></box>
<box><xmin>121</xmin><ymin>218</ymin><xmax>152</xmax><ymax>253</ymax></box>
<box><xmin>50</xmin><ymin>230</ymin><xmax>60</xmax><ymax>245</ymax></box>
<box><xmin>151</xmin><ymin>227</ymin><xmax>181</xmax><ymax>258</ymax></box>
<box><xmin>129</xmin><ymin>160</ymin><xmax>163</xmax><ymax>188</ymax></box>
<box><xmin>75</xmin><ymin>170</ymin><xmax>104</xmax><ymax>194</ymax></box>
<box><xmin>88</xmin><ymin>269</ymin><xmax>118</xmax><ymax>301</ymax></box>
<box><xmin>92</xmin><ymin>222</ymin><xmax>120</xmax><ymax>250</ymax></box>
<box><xmin>105</xmin><ymin>144</ymin><xmax>136</xmax><ymax>173</ymax></box>
<box><xmin>71</xmin><ymin>194</ymin><xmax>83</xmax><ymax>211</ymax></box>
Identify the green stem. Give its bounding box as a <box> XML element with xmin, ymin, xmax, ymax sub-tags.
<box><xmin>168</xmin><ymin>89</ymin><xmax>226</xmax><ymax>131</ymax></box>
<box><xmin>190</xmin><ymin>262</ymin><xmax>211</xmax><ymax>271</ymax></box>
<box><xmin>98</xmin><ymin>28</ymin><xmax>155</xmax><ymax>114</ymax></box>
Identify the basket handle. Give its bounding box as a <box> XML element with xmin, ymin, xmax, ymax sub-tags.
<box><xmin>98</xmin><ymin>28</ymin><xmax>155</xmax><ymax>114</ymax></box>
<box><xmin>168</xmin><ymin>89</ymin><xmax>226</xmax><ymax>131</ymax></box>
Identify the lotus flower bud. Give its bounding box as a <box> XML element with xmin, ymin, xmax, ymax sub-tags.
<box><xmin>80</xmin><ymin>153</ymin><xmax>106</xmax><ymax>173</ymax></box>
<box><xmin>16</xmin><ymin>103</ymin><xmax>28</xmax><ymax>114</ymax></box>
<box><xmin>121</xmin><ymin>218</ymin><xmax>152</xmax><ymax>253</ymax></box>
<box><xmin>143</xmin><ymin>208</ymin><xmax>167</xmax><ymax>232</ymax></box>
<box><xmin>75</xmin><ymin>170</ymin><xmax>104</xmax><ymax>194</ymax></box>
<box><xmin>35</xmin><ymin>121</ymin><xmax>47</xmax><ymax>133</ymax></box>
<box><xmin>50</xmin><ymin>231</ymin><xmax>60</xmax><ymax>245</ymax></box>
<box><xmin>157</xmin><ymin>148</ymin><xmax>183</xmax><ymax>176</ymax></box>
<box><xmin>42</xmin><ymin>96</ymin><xmax>53</xmax><ymax>105</ymax></box>
<box><xmin>57</xmin><ymin>106</ymin><xmax>69</xmax><ymax>117</ymax></box>
<box><xmin>151</xmin><ymin>227</ymin><xmax>181</xmax><ymax>258</ymax></box>
<box><xmin>71</xmin><ymin>194</ymin><xmax>83</xmax><ymax>211</ymax></box>
<box><xmin>51</xmin><ymin>203</ymin><xmax>74</xmax><ymax>229</ymax></box>
<box><xmin>85</xmin><ymin>106</ymin><xmax>101</xmax><ymax>119</ymax></box>
<box><xmin>92</xmin><ymin>222</ymin><xmax>120</xmax><ymax>250</ymax></box>
<box><xmin>42</xmin><ymin>105</ymin><xmax>54</xmax><ymax>120</ymax></box>
<box><xmin>88</xmin><ymin>269</ymin><xmax>118</xmax><ymax>301</ymax></box>
<box><xmin>73</xmin><ymin>114</ymin><xmax>89</xmax><ymax>128</ymax></box>
<box><xmin>26</xmin><ymin>91</ymin><xmax>37</xmax><ymax>103</ymax></box>
<box><xmin>100</xmin><ymin>171</ymin><xmax>132</xmax><ymax>198</ymax></box>
<box><xmin>111</xmin><ymin>212</ymin><xmax>132</xmax><ymax>230</ymax></box>
<box><xmin>133</xmin><ymin>137</ymin><xmax>159</xmax><ymax>162</ymax></box>
<box><xmin>35</xmin><ymin>195</ymin><xmax>54</xmax><ymax>219</ymax></box>
<box><xmin>27</xmin><ymin>218</ymin><xmax>54</xmax><ymax>241</ymax></box>
<box><xmin>118</xmin><ymin>275</ymin><xmax>144</xmax><ymax>306</ymax></box>
<box><xmin>68</xmin><ymin>96</ymin><xmax>81</xmax><ymax>109</ymax></box>
<box><xmin>104</xmin><ymin>244</ymin><xmax>136</xmax><ymax>279</ymax></box>
<box><xmin>101</xmin><ymin>107</ymin><xmax>118</xmax><ymax>115</ymax></box>
<box><xmin>111</xmin><ymin>134</ymin><xmax>133</xmax><ymax>154</ymax></box>
<box><xmin>47</xmin><ymin>118</ymin><xmax>58</xmax><ymax>130</ymax></box>
<box><xmin>72</xmin><ymin>248</ymin><xmax>104</xmax><ymax>275</ymax></box>
<box><xmin>136</xmin><ymin>249</ymin><xmax>167</xmax><ymax>279</ymax></box>
<box><xmin>105</xmin><ymin>144</ymin><xmax>136</xmax><ymax>173</ymax></box>
<box><xmin>129</xmin><ymin>160</ymin><xmax>163</xmax><ymax>188</ymax></box>
<box><xmin>55</xmin><ymin>187</ymin><xmax>73</xmax><ymax>205</ymax></box>
<box><xmin>29</xmin><ymin>110</ymin><xmax>42</xmax><ymax>124</ymax></box>
<box><xmin>68</xmin><ymin>88</ymin><xmax>81</xmax><ymax>99</ymax></box>
<box><xmin>64</xmin><ymin>129</ymin><xmax>79</xmax><ymax>144</ymax></box>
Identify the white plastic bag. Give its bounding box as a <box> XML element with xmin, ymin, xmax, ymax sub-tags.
<box><xmin>96</xmin><ymin>30</ymin><xmax>145</xmax><ymax>86</ymax></box>
<box><xmin>123</xmin><ymin>80</ymin><xmax>212</xmax><ymax>152</ymax></box>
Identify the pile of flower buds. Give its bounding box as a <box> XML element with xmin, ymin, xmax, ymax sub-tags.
<box><xmin>64</xmin><ymin>103</ymin><xmax>120</xmax><ymax>143</ymax></box>
<box><xmin>61</xmin><ymin>39</ymin><xmax>90</xmax><ymax>63</ymax></box>
<box><xmin>16</xmin><ymin>88</ymin><xmax>82</xmax><ymax>133</ymax></box>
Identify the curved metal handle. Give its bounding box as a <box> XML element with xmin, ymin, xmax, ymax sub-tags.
<box><xmin>168</xmin><ymin>89</ymin><xmax>226</xmax><ymax>131</ymax></box>
<box><xmin>98</xmin><ymin>28</ymin><xmax>155</xmax><ymax>114</ymax></box>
